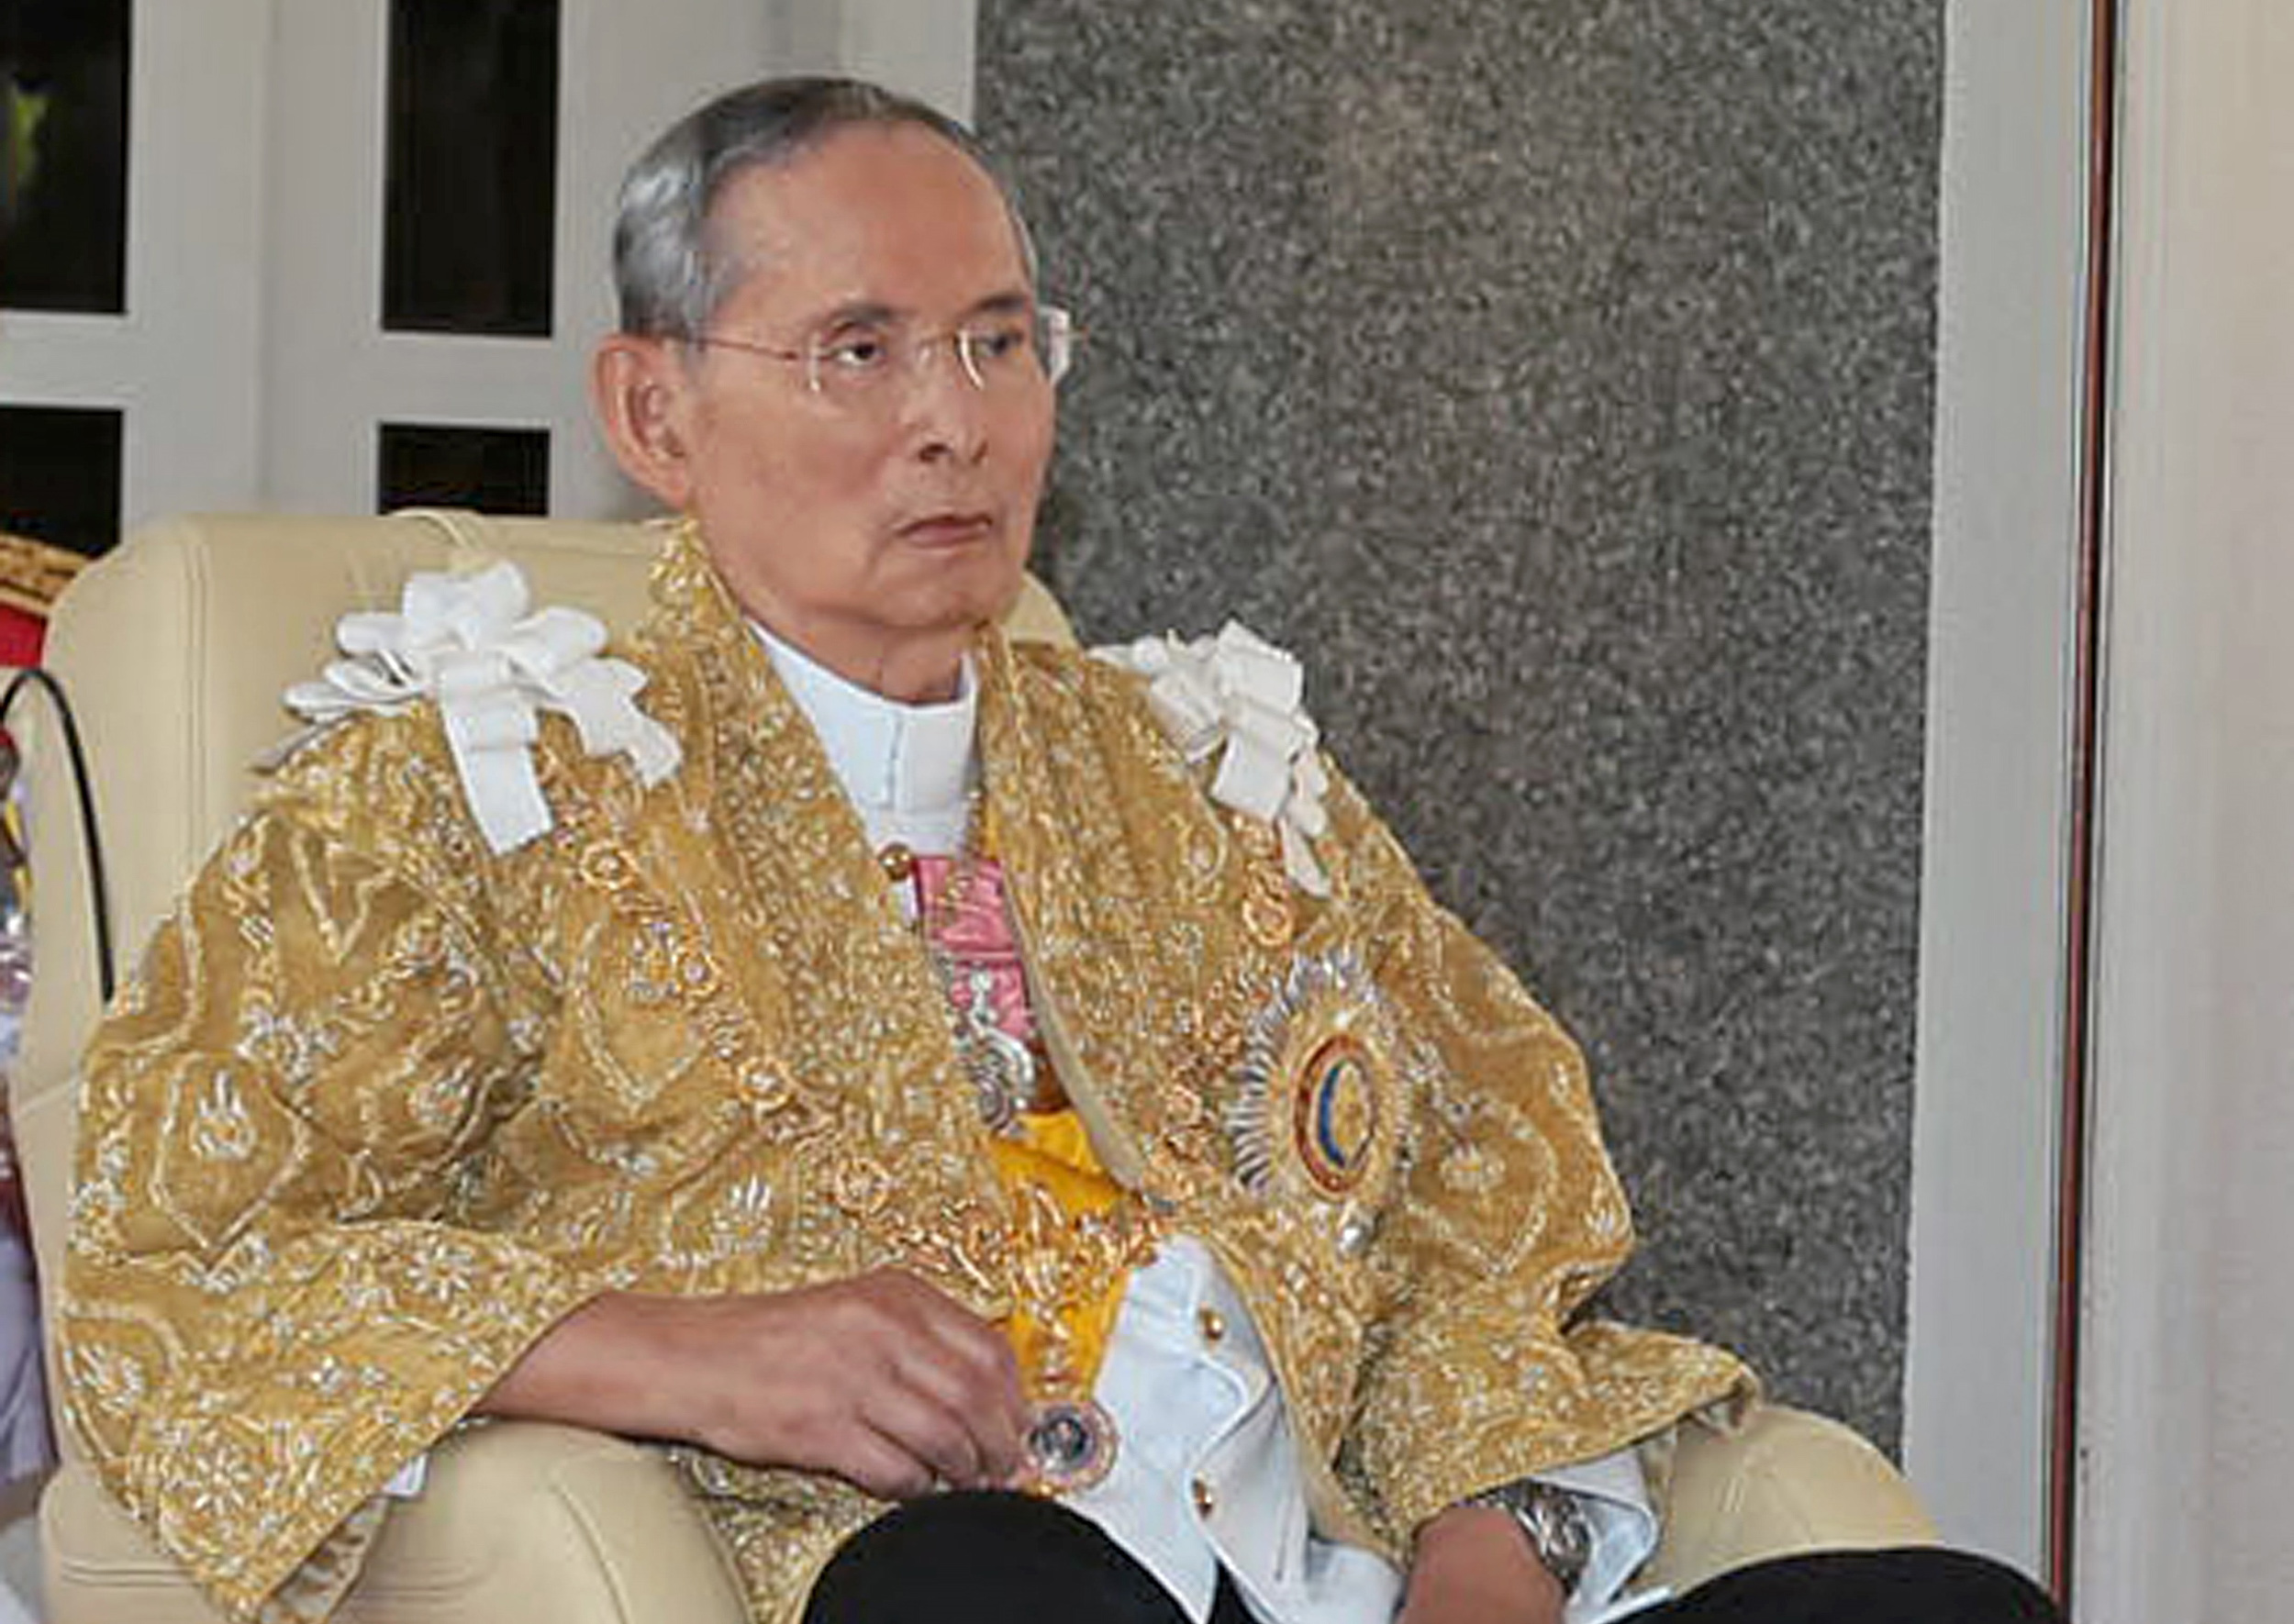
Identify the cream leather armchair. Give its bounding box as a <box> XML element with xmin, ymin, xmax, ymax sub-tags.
<box><xmin>10</xmin><ymin>512</ymin><xmax>1935</xmax><ymax>1623</ymax></box>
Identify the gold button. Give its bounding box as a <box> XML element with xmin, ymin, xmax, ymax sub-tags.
<box><xmin>1191</xmin><ymin>1477</ymin><xmax>1217</xmax><ymax>1518</ymax></box>
<box><xmin>878</xmin><ymin>843</ymin><xmax>917</xmax><ymax>883</ymax></box>
<box><xmin>1197</xmin><ymin>1307</ymin><xmax>1227</xmax><ymax>1346</ymax></box>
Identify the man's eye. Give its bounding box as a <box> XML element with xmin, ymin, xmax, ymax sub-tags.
<box><xmin>818</xmin><ymin>336</ymin><xmax>888</xmax><ymax>372</ymax></box>
<box><xmin>967</xmin><ymin>324</ymin><xmax>1032</xmax><ymax>362</ymax></box>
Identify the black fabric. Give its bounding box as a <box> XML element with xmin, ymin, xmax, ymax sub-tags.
<box><xmin>1647</xmin><ymin>1547</ymin><xmax>2064</xmax><ymax>1622</ymax></box>
<box><xmin>801</xmin><ymin>1491</ymin><xmax>1253</xmax><ymax>1624</ymax></box>
<box><xmin>802</xmin><ymin>1495</ymin><xmax>2065</xmax><ymax>1624</ymax></box>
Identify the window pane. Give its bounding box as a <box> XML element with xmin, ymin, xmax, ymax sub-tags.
<box><xmin>378</xmin><ymin>422</ymin><xmax>551</xmax><ymax>516</ymax></box>
<box><xmin>383</xmin><ymin>0</ymin><xmax>560</xmax><ymax>337</ymax></box>
<box><xmin>0</xmin><ymin>405</ymin><xmax>123</xmax><ymax>558</ymax></box>
<box><xmin>0</xmin><ymin>0</ymin><xmax>131</xmax><ymax>314</ymax></box>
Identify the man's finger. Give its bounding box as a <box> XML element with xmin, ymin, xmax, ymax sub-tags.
<box><xmin>859</xmin><ymin>1380</ymin><xmax>993</xmax><ymax>1490</ymax></box>
<box><xmin>839</xmin><ymin>1423</ymin><xmax>941</xmax><ymax>1502</ymax></box>
<box><xmin>893</xmin><ymin>1331</ymin><xmax>1029</xmax><ymax>1479</ymax></box>
<box><xmin>876</xmin><ymin>1280</ymin><xmax>1030</xmax><ymax>1468</ymax></box>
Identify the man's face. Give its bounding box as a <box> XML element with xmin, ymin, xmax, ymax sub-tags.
<box><xmin>612</xmin><ymin>124</ymin><xmax>1054</xmax><ymax>678</ymax></box>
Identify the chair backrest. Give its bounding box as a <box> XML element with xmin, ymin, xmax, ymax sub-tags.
<box><xmin>7</xmin><ymin>509</ymin><xmax>1075</xmax><ymax>1448</ymax></box>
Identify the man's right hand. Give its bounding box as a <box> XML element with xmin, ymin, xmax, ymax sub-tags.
<box><xmin>478</xmin><ymin>1270</ymin><xmax>1032</xmax><ymax>1500</ymax></box>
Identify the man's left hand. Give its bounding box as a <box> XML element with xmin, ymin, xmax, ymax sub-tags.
<box><xmin>1400</xmin><ymin>1504</ymin><xmax>1566</xmax><ymax>1624</ymax></box>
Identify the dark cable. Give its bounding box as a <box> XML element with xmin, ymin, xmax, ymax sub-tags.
<box><xmin>0</xmin><ymin>668</ymin><xmax>115</xmax><ymax>1005</ymax></box>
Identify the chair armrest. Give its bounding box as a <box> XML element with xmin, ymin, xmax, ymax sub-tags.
<box><xmin>42</xmin><ymin>1423</ymin><xmax>751</xmax><ymax>1624</ymax></box>
<box><xmin>1639</xmin><ymin>1404</ymin><xmax>1939</xmax><ymax>1596</ymax></box>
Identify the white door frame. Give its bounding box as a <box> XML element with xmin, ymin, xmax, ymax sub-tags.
<box><xmin>2075</xmin><ymin>0</ymin><xmax>2294</xmax><ymax>1618</ymax></box>
<box><xmin>2</xmin><ymin>0</ymin><xmax>983</xmax><ymax>533</ymax></box>
<box><xmin>262</xmin><ymin>0</ymin><xmax>782</xmax><ymax>521</ymax></box>
<box><xmin>1920</xmin><ymin>0</ymin><xmax>2294</xmax><ymax>1613</ymax></box>
<box><xmin>0</xmin><ymin>0</ymin><xmax>273</xmax><ymax>529</ymax></box>
<box><xmin>1905</xmin><ymin>0</ymin><xmax>2099</xmax><ymax>1584</ymax></box>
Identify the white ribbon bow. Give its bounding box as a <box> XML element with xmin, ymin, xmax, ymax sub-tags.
<box><xmin>1095</xmin><ymin>620</ymin><xmax>1332</xmax><ymax>895</ymax></box>
<box><xmin>281</xmin><ymin>561</ymin><xmax>680</xmax><ymax>854</ymax></box>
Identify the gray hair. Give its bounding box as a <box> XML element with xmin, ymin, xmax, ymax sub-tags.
<box><xmin>612</xmin><ymin>76</ymin><xmax>1038</xmax><ymax>339</ymax></box>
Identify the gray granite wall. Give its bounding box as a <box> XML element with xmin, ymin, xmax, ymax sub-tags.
<box><xmin>976</xmin><ymin>2</ymin><xmax>1943</xmax><ymax>1449</ymax></box>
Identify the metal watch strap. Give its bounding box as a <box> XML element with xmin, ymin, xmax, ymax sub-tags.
<box><xmin>1464</xmin><ymin>1478</ymin><xmax>1594</xmax><ymax>1595</ymax></box>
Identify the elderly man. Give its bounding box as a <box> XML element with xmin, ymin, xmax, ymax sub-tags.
<box><xmin>61</xmin><ymin>79</ymin><xmax>2057</xmax><ymax>1624</ymax></box>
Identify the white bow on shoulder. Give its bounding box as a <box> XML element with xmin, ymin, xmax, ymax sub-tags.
<box><xmin>280</xmin><ymin>561</ymin><xmax>680</xmax><ymax>854</ymax></box>
<box><xmin>1095</xmin><ymin>620</ymin><xmax>1332</xmax><ymax>896</ymax></box>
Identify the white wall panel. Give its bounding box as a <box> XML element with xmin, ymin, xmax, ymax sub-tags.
<box><xmin>1907</xmin><ymin>0</ymin><xmax>2089</xmax><ymax>1577</ymax></box>
<box><xmin>2079</xmin><ymin>3</ymin><xmax>2294</xmax><ymax>1618</ymax></box>
<box><xmin>264</xmin><ymin>0</ymin><xmax>777</xmax><ymax>520</ymax></box>
<box><xmin>0</xmin><ymin>0</ymin><xmax>273</xmax><ymax>529</ymax></box>
<box><xmin>770</xmin><ymin>0</ymin><xmax>975</xmax><ymax>121</ymax></box>
<box><xmin>7</xmin><ymin>0</ymin><xmax>980</xmax><ymax>531</ymax></box>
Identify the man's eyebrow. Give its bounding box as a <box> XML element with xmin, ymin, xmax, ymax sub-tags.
<box><xmin>811</xmin><ymin>300</ymin><xmax>901</xmax><ymax>330</ymax></box>
<box><xmin>807</xmin><ymin>290</ymin><xmax>1035</xmax><ymax>329</ymax></box>
<box><xmin>968</xmin><ymin>290</ymin><xmax>1035</xmax><ymax>318</ymax></box>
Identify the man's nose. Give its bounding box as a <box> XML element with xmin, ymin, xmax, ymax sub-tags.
<box><xmin>902</xmin><ymin>338</ymin><xmax>990</xmax><ymax>462</ymax></box>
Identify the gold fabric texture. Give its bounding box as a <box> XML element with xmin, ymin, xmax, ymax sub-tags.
<box><xmin>61</xmin><ymin>528</ymin><xmax>1751</xmax><ymax>1622</ymax></box>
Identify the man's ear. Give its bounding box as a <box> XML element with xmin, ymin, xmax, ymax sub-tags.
<box><xmin>592</xmin><ymin>335</ymin><xmax>697</xmax><ymax>511</ymax></box>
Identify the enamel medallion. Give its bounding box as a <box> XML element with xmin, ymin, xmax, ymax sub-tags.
<box><xmin>1227</xmin><ymin>951</ymin><xmax>1415</xmax><ymax>1247</ymax></box>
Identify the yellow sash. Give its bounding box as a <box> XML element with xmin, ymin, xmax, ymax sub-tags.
<box><xmin>985</xmin><ymin>1108</ymin><xmax>1132</xmax><ymax>1398</ymax></box>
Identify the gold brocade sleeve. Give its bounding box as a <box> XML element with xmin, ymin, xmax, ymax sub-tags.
<box><xmin>60</xmin><ymin>721</ymin><xmax>594</xmax><ymax>1622</ymax></box>
<box><xmin>1315</xmin><ymin>765</ymin><xmax>1753</xmax><ymax>1541</ymax></box>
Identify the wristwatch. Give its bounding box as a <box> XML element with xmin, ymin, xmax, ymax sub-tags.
<box><xmin>1464</xmin><ymin>1479</ymin><xmax>1593</xmax><ymax>1594</ymax></box>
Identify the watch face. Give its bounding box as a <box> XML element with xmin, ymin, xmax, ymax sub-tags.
<box><xmin>1523</xmin><ymin>1494</ymin><xmax>1593</xmax><ymax>1590</ymax></box>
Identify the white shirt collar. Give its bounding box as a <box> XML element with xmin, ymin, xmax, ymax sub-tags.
<box><xmin>752</xmin><ymin>622</ymin><xmax>977</xmax><ymax>818</ymax></box>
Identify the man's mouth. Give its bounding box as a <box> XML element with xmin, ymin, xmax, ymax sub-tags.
<box><xmin>897</xmin><ymin>511</ymin><xmax>998</xmax><ymax>547</ymax></box>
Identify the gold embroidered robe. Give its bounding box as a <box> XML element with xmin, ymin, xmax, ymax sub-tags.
<box><xmin>61</xmin><ymin>531</ymin><xmax>1750</xmax><ymax>1623</ymax></box>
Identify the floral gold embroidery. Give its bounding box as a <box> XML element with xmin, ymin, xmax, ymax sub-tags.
<box><xmin>828</xmin><ymin>1154</ymin><xmax>893</xmax><ymax>1218</ymax></box>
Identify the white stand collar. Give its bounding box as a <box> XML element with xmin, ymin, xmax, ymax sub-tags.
<box><xmin>752</xmin><ymin>622</ymin><xmax>978</xmax><ymax>822</ymax></box>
